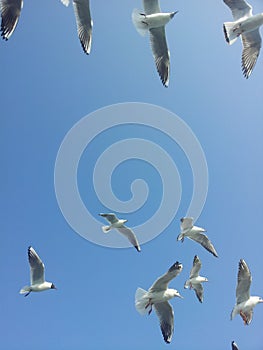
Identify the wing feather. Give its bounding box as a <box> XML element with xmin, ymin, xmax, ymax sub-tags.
<box><xmin>73</xmin><ymin>0</ymin><xmax>92</xmax><ymax>54</ymax></box>
<box><xmin>236</xmin><ymin>259</ymin><xmax>251</xmax><ymax>304</ymax></box>
<box><xmin>154</xmin><ymin>301</ymin><xmax>174</xmax><ymax>344</ymax></box>
<box><xmin>149</xmin><ymin>262</ymin><xmax>183</xmax><ymax>292</ymax></box>
<box><xmin>28</xmin><ymin>246</ymin><xmax>45</xmax><ymax>285</ymax></box>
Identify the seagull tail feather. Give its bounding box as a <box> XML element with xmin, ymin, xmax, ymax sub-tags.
<box><xmin>19</xmin><ymin>286</ymin><xmax>31</xmax><ymax>294</ymax></box>
<box><xmin>135</xmin><ymin>288</ymin><xmax>150</xmax><ymax>315</ymax></box>
<box><xmin>223</xmin><ymin>22</ymin><xmax>239</xmax><ymax>45</ymax></box>
<box><xmin>132</xmin><ymin>9</ymin><xmax>148</xmax><ymax>36</ymax></box>
<box><xmin>102</xmin><ymin>225</ymin><xmax>111</xmax><ymax>233</ymax></box>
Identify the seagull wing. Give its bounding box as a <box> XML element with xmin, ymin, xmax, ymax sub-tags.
<box><xmin>143</xmin><ymin>0</ymin><xmax>160</xmax><ymax>15</ymax></box>
<box><xmin>187</xmin><ymin>231</ymin><xmax>218</xmax><ymax>257</ymax></box>
<box><xmin>232</xmin><ymin>341</ymin><xmax>239</xmax><ymax>350</ymax></box>
<box><xmin>154</xmin><ymin>301</ymin><xmax>174</xmax><ymax>344</ymax></box>
<box><xmin>223</xmin><ymin>0</ymin><xmax>252</xmax><ymax>20</ymax></box>
<box><xmin>0</xmin><ymin>0</ymin><xmax>23</xmax><ymax>40</ymax></box>
<box><xmin>193</xmin><ymin>283</ymin><xmax>204</xmax><ymax>303</ymax></box>
<box><xmin>117</xmin><ymin>226</ymin><xmax>141</xmax><ymax>252</ymax></box>
<box><xmin>149</xmin><ymin>27</ymin><xmax>170</xmax><ymax>87</ymax></box>
<box><xmin>73</xmin><ymin>0</ymin><xmax>92</xmax><ymax>54</ymax></box>
<box><xmin>236</xmin><ymin>259</ymin><xmax>251</xmax><ymax>304</ymax></box>
<box><xmin>99</xmin><ymin>213</ymin><xmax>119</xmax><ymax>224</ymax></box>
<box><xmin>28</xmin><ymin>246</ymin><xmax>45</xmax><ymax>285</ymax></box>
<box><xmin>180</xmin><ymin>217</ymin><xmax>194</xmax><ymax>231</ymax></box>
<box><xmin>241</xmin><ymin>29</ymin><xmax>261</xmax><ymax>78</ymax></box>
<box><xmin>149</xmin><ymin>262</ymin><xmax>183</xmax><ymax>292</ymax></box>
<box><xmin>189</xmin><ymin>255</ymin><xmax>202</xmax><ymax>278</ymax></box>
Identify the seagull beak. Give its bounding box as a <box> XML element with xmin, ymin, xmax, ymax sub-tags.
<box><xmin>259</xmin><ymin>298</ymin><xmax>263</xmax><ymax>303</ymax></box>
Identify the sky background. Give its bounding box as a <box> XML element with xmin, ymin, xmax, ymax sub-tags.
<box><xmin>1</xmin><ymin>1</ymin><xmax>263</xmax><ymax>349</ymax></box>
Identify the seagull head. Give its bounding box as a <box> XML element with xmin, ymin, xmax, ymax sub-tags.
<box><xmin>258</xmin><ymin>297</ymin><xmax>263</xmax><ymax>303</ymax></box>
<box><xmin>170</xmin><ymin>11</ymin><xmax>178</xmax><ymax>19</ymax></box>
<box><xmin>173</xmin><ymin>289</ymin><xmax>183</xmax><ymax>299</ymax></box>
<box><xmin>51</xmin><ymin>283</ymin><xmax>57</xmax><ymax>290</ymax></box>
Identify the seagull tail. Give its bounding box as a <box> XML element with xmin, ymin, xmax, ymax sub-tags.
<box><xmin>132</xmin><ymin>9</ymin><xmax>148</xmax><ymax>36</ymax></box>
<box><xmin>19</xmin><ymin>286</ymin><xmax>31</xmax><ymax>294</ymax></box>
<box><xmin>102</xmin><ymin>225</ymin><xmax>111</xmax><ymax>233</ymax></box>
<box><xmin>135</xmin><ymin>288</ymin><xmax>150</xmax><ymax>315</ymax></box>
<box><xmin>223</xmin><ymin>22</ymin><xmax>239</xmax><ymax>45</ymax></box>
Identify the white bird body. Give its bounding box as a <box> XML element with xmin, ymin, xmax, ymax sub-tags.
<box><xmin>138</xmin><ymin>12</ymin><xmax>174</xmax><ymax>30</ymax></box>
<box><xmin>135</xmin><ymin>262</ymin><xmax>183</xmax><ymax>343</ymax></box>
<box><xmin>184</xmin><ymin>275</ymin><xmax>207</xmax><ymax>287</ymax></box>
<box><xmin>231</xmin><ymin>259</ymin><xmax>263</xmax><ymax>325</ymax></box>
<box><xmin>20</xmin><ymin>281</ymin><xmax>54</xmax><ymax>294</ymax></box>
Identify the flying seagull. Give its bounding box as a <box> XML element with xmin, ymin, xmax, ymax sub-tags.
<box><xmin>231</xmin><ymin>259</ymin><xmax>263</xmax><ymax>325</ymax></box>
<box><xmin>0</xmin><ymin>0</ymin><xmax>23</xmax><ymax>40</ymax></box>
<box><xmin>232</xmin><ymin>341</ymin><xmax>239</xmax><ymax>350</ymax></box>
<box><xmin>177</xmin><ymin>217</ymin><xmax>218</xmax><ymax>257</ymax></box>
<box><xmin>99</xmin><ymin>213</ymin><xmax>141</xmax><ymax>252</ymax></box>
<box><xmin>131</xmin><ymin>0</ymin><xmax>178</xmax><ymax>87</ymax></box>
<box><xmin>223</xmin><ymin>0</ymin><xmax>263</xmax><ymax>78</ymax></box>
<box><xmin>184</xmin><ymin>255</ymin><xmax>208</xmax><ymax>303</ymax></box>
<box><xmin>20</xmin><ymin>246</ymin><xmax>57</xmax><ymax>297</ymax></box>
<box><xmin>135</xmin><ymin>261</ymin><xmax>183</xmax><ymax>344</ymax></box>
<box><xmin>61</xmin><ymin>0</ymin><xmax>92</xmax><ymax>54</ymax></box>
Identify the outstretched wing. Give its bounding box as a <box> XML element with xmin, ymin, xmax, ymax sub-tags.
<box><xmin>236</xmin><ymin>259</ymin><xmax>251</xmax><ymax>304</ymax></box>
<box><xmin>232</xmin><ymin>341</ymin><xmax>239</xmax><ymax>350</ymax></box>
<box><xmin>99</xmin><ymin>213</ymin><xmax>119</xmax><ymax>224</ymax></box>
<box><xmin>73</xmin><ymin>0</ymin><xmax>92</xmax><ymax>54</ymax></box>
<box><xmin>149</xmin><ymin>262</ymin><xmax>183</xmax><ymax>292</ymax></box>
<box><xmin>143</xmin><ymin>0</ymin><xmax>161</xmax><ymax>15</ymax></box>
<box><xmin>28</xmin><ymin>246</ymin><xmax>45</xmax><ymax>285</ymax></box>
<box><xmin>154</xmin><ymin>301</ymin><xmax>174</xmax><ymax>344</ymax></box>
<box><xmin>193</xmin><ymin>283</ymin><xmax>204</xmax><ymax>303</ymax></box>
<box><xmin>0</xmin><ymin>0</ymin><xmax>23</xmax><ymax>40</ymax></box>
<box><xmin>241</xmin><ymin>29</ymin><xmax>261</xmax><ymax>79</ymax></box>
<box><xmin>223</xmin><ymin>0</ymin><xmax>252</xmax><ymax>20</ymax></box>
<box><xmin>187</xmin><ymin>231</ymin><xmax>218</xmax><ymax>257</ymax></box>
<box><xmin>180</xmin><ymin>217</ymin><xmax>194</xmax><ymax>231</ymax></box>
<box><xmin>190</xmin><ymin>255</ymin><xmax>202</xmax><ymax>278</ymax></box>
<box><xmin>117</xmin><ymin>226</ymin><xmax>141</xmax><ymax>252</ymax></box>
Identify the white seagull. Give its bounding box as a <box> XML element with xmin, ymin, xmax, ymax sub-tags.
<box><xmin>61</xmin><ymin>0</ymin><xmax>92</xmax><ymax>54</ymax></box>
<box><xmin>135</xmin><ymin>261</ymin><xmax>183</xmax><ymax>344</ymax></box>
<box><xmin>99</xmin><ymin>213</ymin><xmax>141</xmax><ymax>252</ymax></box>
<box><xmin>223</xmin><ymin>0</ymin><xmax>263</xmax><ymax>78</ymax></box>
<box><xmin>232</xmin><ymin>341</ymin><xmax>239</xmax><ymax>350</ymax></box>
<box><xmin>132</xmin><ymin>0</ymin><xmax>178</xmax><ymax>87</ymax></box>
<box><xmin>20</xmin><ymin>246</ymin><xmax>57</xmax><ymax>297</ymax></box>
<box><xmin>177</xmin><ymin>217</ymin><xmax>218</xmax><ymax>258</ymax></box>
<box><xmin>0</xmin><ymin>0</ymin><xmax>23</xmax><ymax>40</ymax></box>
<box><xmin>231</xmin><ymin>259</ymin><xmax>263</xmax><ymax>325</ymax></box>
<box><xmin>184</xmin><ymin>255</ymin><xmax>208</xmax><ymax>303</ymax></box>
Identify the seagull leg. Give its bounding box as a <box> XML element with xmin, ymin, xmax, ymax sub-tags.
<box><xmin>145</xmin><ymin>299</ymin><xmax>153</xmax><ymax>315</ymax></box>
<box><xmin>24</xmin><ymin>291</ymin><xmax>31</xmax><ymax>297</ymax></box>
<box><xmin>240</xmin><ymin>311</ymin><xmax>248</xmax><ymax>325</ymax></box>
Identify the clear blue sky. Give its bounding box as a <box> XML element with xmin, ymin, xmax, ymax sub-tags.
<box><xmin>1</xmin><ymin>1</ymin><xmax>263</xmax><ymax>350</ymax></box>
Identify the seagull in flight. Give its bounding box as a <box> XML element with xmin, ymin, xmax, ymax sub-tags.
<box><xmin>232</xmin><ymin>341</ymin><xmax>239</xmax><ymax>350</ymax></box>
<box><xmin>223</xmin><ymin>0</ymin><xmax>263</xmax><ymax>78</ymax></box>
<box><xmin>0</xmin><ymin>0</ymin><xmax>23</xmax><ymax>40</ymax></box>
<box><xmin>231</xmin><ymin>259</ymin><xmax>263</xmax><ymax>325</ymax></box>
<box><xmin>20</xmin><ymin>246</ymin><xmax>57</xmax><ymax>297</ymax></box>
<box><xmin>177</xmin><ymin>217</ymin><xmax>218</xmax><ymax>257</ymax></box>
<box><xmin>99</xmin><ymin>213</ymin><xmax>141</xmax><ymax>252</ymax></box>
<box><xmin>61</xmin><ymin>0</ymin><xmax>92</xmax><ymax>54</ymax></box>
<box><xmin>184</xmin><ymin>255</ymin><xmax>208</xmax><ymax>303</ymax></box>
<box><xmin>132</xmin><ymin>0</ymin><xmax>178</xmax><ymax>87</ymax></box>
<box><xmin>135</xmin><ymin>261</ymin><xmax>183</xmax><ymax>343</ymax></box>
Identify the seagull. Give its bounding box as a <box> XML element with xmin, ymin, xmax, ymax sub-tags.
<box><xmin>184</xmin><ymin>255</ymin><xmax>208</xmax><ymax>303</ymax></box>
<box><xmin>99</xmin><ymin>213</ymin><xmax>141</xmax><ymax>252</ymax></box>
<box><xmin>61</xmin><ymin>0</ymin><xmax>92</xmax><ymax>54</ymax></box>
<box><xmin>231</xmin><ymin>259</ymin><xmax>263</xmax><ymax>325</ymax></box>
<box><xmin>177</xmin><ymin>217</ymin><xmax>218</xmax><ymax>258</ymax></box>
<box><xmin>135</xmin><ymin>261</ymin><xmax>183</xmax><ymax>344</ymax></box>
<box><xmin>232</xmin><ymin>341</ymin><xmax>239</xmax><ymax>350</ymax></box>
<box><xmin>0</xmin><ymin>0</ymin><xmax>23</xmax><ymax>40</ymax></box>
<box><xmin>131</xmin><ymin>0</ymin><xmax>178</xmax><ymax>87</ymax></box>
<box><xmin>20</xmin><ymin>246</ymin><xmax>57</xmax><ymax>297</ymax></box>
<box><xmin>223</xmin><ymin>0</ymin><xmax>263</xmax><ymax>78</ymax></box>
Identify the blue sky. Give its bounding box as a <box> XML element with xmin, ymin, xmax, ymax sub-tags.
<box><xmin>1</xmin><ymin>1</ymin><xmax>263</xmax><ymax>349</ymax></box>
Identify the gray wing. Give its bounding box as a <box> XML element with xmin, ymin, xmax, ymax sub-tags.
<box><xmin>149</xmin><ymin>262</ymin><xmax>183</xmax><ymax>292</ymax></box>
<box><xmin>99</xmin><ymin>213</ymin><xmax>118</xmax><ymax>224</ymax></box>
<box><xmin>0</xmin><ymin>0</ymin><xmax>23</xmax><ymax>40</ymax></box>
<box><xmin>180</xmin><ymin>217</ymin><xmax>194</xmax><ymax>231</ymax></box>
<box><xmin>117</xmin><ymin>226</ymin><xmax>141</xmax><ymax>252</ymax></box>
<box><xmin>223</xmin><ymin>0</ymin><xmax>252</xmax><ymax>20</ymax></box>
<box><xmin>193</xmin><ymin>283</ymin><xmax>204</xmax><ymax>303</ymax></box>
<box><xmin>232</xmin><ymin>341</ymin><xmax>239</xmax><ymax>350</ymax></box>
<box><xmin>187</xmin><ymin>231</ymin><xmax>218</xmax><ymax>257</ymax></box>
<box><xmin>149</xmin><ymin>27</ymin><xmax>170</xmax><ymax>87</ymax></box>
<box><xmin>154</xmin><ymin>301</ymin><xmax>174</xmax><ymax>344</ymax></box>
<box><xmin>236</xmin><ymin>259</ymin><xmax>251</xmax><ymax>304</ymax></box>
<box><xmin>28</xmin><ymin>246</ymin><xmax>45</xmax><ymax>285</ymax></box>
<box><xmin>73</xmin><ymin>0</ymin><xmax>92</xmax><ymax>54</ymax></box>
<box><xmin>241</xmin><ymin>29</ymin><xmax>261</xmax><ymax>78</ymax></box>
<box><xmin>189</xmin><ymin>255</ymin><xmax>202</xmax><ymax>278</ymax></box>
<box><xmin>143</xmin><ymin>0</ymin><xmax>160</xmax><ymax>15</ymax></box>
